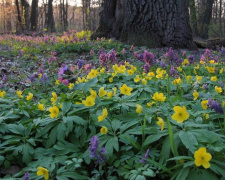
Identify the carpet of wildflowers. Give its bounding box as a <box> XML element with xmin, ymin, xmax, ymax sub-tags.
<box><xmin>0</xmin><ymin>31</ymin><xmax>225</xmax><ymax>180</ymax></box>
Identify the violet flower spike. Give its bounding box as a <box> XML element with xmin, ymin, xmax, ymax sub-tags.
<box><xmin>139</xmin><ymin>149</ymin><xmax>149</xmax><ymax>163</ymax></box>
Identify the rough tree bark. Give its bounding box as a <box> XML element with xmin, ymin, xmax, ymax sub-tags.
<box><xmin>15</xmin><ymin>0</ymin><xmax>23</xmax><ymax>32</ymax></box>
<box><xmin>47</xmin><ymin>0</ymin><xmax>56</xmax><ymax>32</ymax></box>
<box><xmin>92</xmin><ymin>0</ymin><xmax>195</xmax><ymax>49</ymax></box>
<box><xmin>30</xmin><ymin>0</ymin><xmax>39</xmax><ymax>31</ymax></box>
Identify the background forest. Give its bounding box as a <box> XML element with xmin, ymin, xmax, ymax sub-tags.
<box><xmin>0</xmin><ymin>0</ymin><xmax>225</xmax><ymax>39</ymax></box>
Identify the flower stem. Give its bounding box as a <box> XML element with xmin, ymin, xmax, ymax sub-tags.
<box><xmin>167</xmin><ymin>118</ymin><xmax>179</xmax><ymax>159</ymax></box>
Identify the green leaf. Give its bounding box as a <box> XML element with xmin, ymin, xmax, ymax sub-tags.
<box><xmin>142</xmin><ymin>169</ymin><xmax>155</xmax><ymax>177</ymax></box>
<box><xmin>143</xmin><ymin>132</ymin><xmax>167</xmax><ymax>147</ymax></box>
<box><xmin>8</xmin><ymin>124</ymin><xmax>25</xmax><ymax>135</ymax></box>
<box><xmin>176</xmin><ymin>167</ymin><xmax>190</xmax><ymax>180</ymax></box>
<box><xmin>210</xmin><ymin>163</ymin><xmax>225</xmax><ymax>177</ymax></box>
<box><xmin>83</xmin><ymin>77</ymin><xmax>98</xmax><ymax>93</ymax></box>
<box><xmin>63</xmin><ymin>116</ymin><xmax>87</xmax><ymax>125</ymax></box>
<box><xmin>179</xmin><ymin>131</ymin><xmax>198</xmax><ymax>153</ymax></box>
<box><xmin>62</xmin><ymin>101</ymin><xmax>72</xmax><ymax>114</ymax></box>
<box><xmin>167</xmin><ymin>156</ymin><xmax>194</xmax><ymax>162</ymax></box>
<box><xmin>113</xmin><ymin>136</ymin><xmax>119</xmax><ymax>152</ymax></box>
<box><xmin>0</xmin><ymin>111</ymin><xmax>20</xmax><ymax>123</ymax></box>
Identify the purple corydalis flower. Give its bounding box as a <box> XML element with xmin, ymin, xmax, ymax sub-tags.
<box><xmin>130</xmin><ymin>45</ymin><xmax>134</xmax><ymax>51</ymax></box>
<box><xmin>214</xmin><ymin>56</ymin><xmax>219</xmax><ymax>63</ymax></box>
<box><xmin>202</xmin><ymin>84</ymin><xmax>208</xmax><ymax>90</ymax></box>
<box><xmin>62</xmin><ymin>79</ymin><xmax>69</xmax><ymax>86</ymax></box>
<box><xmin>108</xmin><ymin>50</ymin><xmax>117</xmax><ymax>64</ymax></box>
<box><xmin>40</xmin><ymin>73</ymin><xmax>49</xmax><ymax>83</ymax></box>
<box><xmin>140</xmin><ymin>149</ymin><xmax>149</xmax><ymax>163</ymax></box>
<box><xmin>188</xmin><ymin>55</ymin><xmax>195</xmax><ymax>64</ymax></box>
<box><xmin>207</xmin><ymin>98</ymin><xmax>224</xmax><ymax>114</ymax></box>
<box><xmin>170</xmin><ymin>65</ymin><xmax>175</xmax><ymax>76</ymax></box>
<box><xmin>3</xmin><ymin>75</ymin><xmax>7</xmax><ymax>82</ymax></box>
<box><xmin>89</xmin><ymin>136</ymin><xmax>106</xmax><ymax>164</ymax></box>
<box><xmin>182</xmin><ymin>51</ymin><xmax>186</xmax><ymax>57</ymax></box>
<box><xmin>99</xmin><ymin>52</ymin><xmax>108</xmax><ymax>66</ymax></box>
<box><xmin>23</xmin><ymin>170</ymin><xmax>29</xmax><ymax>180</ymax></box>
<box><xmin>144</xmin><ymin>50</ymin><xmax>154</xmax><ymax>64</ymax></box>
<box><xmin>200</xmin><ymin>55</ymin><xmax>206</xmax><ymax>62</ymax></box>
<box><xmin>90</xmin><ymin>50</ymin><xmax>94</xmax><ymax>56</ymax></box>
<box><xmin>219</xmin><ymin>80</ymin><xmax>224</xmax><ymax>88</ymax></box>
<box><xmin>221</xmin><ymin>47</ymin><xmax>225</xmax><ymax>56</ymax></box>
<box><xmin>143</xmin><ymin>63</ymin><xmax>150</xmax><ymax>73</ymax></box>
<box><xmin>30</xmin><ymin>75</ymin><xmax>35</xmax><ymax>83</ymax></box>
<box><xmin>77</xmin><ymin>59</ymin><xmax>84</xmax><ymax>69</ymax></box>
<box><xmin>204</xmin><ymin>49</ymin><xmax>211</xmax><ymax>59</ymax></box>
<box><xmin>160</xmin><ymin>60</ymin><xmax>166</xmax><ymax>68</ymax></box>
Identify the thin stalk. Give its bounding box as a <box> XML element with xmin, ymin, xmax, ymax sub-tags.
<box><xmin>167</xmin><ymin>118</ymin><xmax>179</xmax><ymax>159</ymax></box>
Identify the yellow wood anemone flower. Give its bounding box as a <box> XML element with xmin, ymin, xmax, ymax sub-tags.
<box><xmin>98</xmin><ymin>108</ymin><xmax>108</xmax><ymax>122</ymax></box>
<box><xmin>152</xmin><ymin>92</ymin><xmax>166</xmax><ymax>102</ymax></box>
<box><xmin>37</xmin><ymin>167</ymin><xmax>49</xmax><ymax>180</ymax></box>
<box><xmin>38</xmin><ymin>103</ymin><xmax>45</xmax><ymax>111</ymax></box>
<box><xmin>0</xmin><ymin>90</ymin><xmax>6</xmax><ymax>98</ymax></box>
<box><xmin>201</xmin><ymin>100</ymin><xmax>208</xmax><ymax>110</ymax></box>
<box><xmin>194</xmin><ymin>147</ymin><xmax>212</xmax><ymax>169</ymax></box>
<box><xmin>82</xmin><ymin>95</ymin><xmax>95</xmax><ymax>107</ymax></box>
<box><xmin>157</xmin><ymin>117</ymin><xmax>165</xmax><ymax>131</ymax></box>
<box><xmin>26</xmin><ymin>93</ymin><xmax>33</xmax><ymax>101</ymax></box>
<box><xmin>136</xmin><ymin>104</ymin><xmax>143</xmax><ymax>114</ymax></box>
<box><xmin>171</xmin><ymin>106</ymin><xmax>189</xmax><ymax>123</ymax></box>
<box><xmin>90</xmin><ymin>88</ymin><xmax>97</xmax><ymax>99</ymax></box>
<box><xmin>100</xmin><ymin>126</ymin><xmax>108</xmax><ymax>134</ymax></box>
<box><xmin>68</xmin><ymin>83</ymin><xmax>74</xmax><ymax>90</ymax></box>
<box><xmin>193</xmin><ymin>90</ymin><xmax>199</xmax><ymax>100</ymax></box>
<box><xmin>16</xmin><ymin>90</ymin><xmax>23</xmax><ymax>98</ymax></box>
<box><xmin>120</xmin><ymin>84</ymin><xmax>133</xmax><ymax>96</ymax></box>
<box><xmin>99</xmin><ymin>87</ymin><xmax>107</xmax><ymax>97</ymax></box>
<box><xmin>49</xmin><ymin>106</ymin><xmax>59</xmax><ymax>119</ymax></box>
<box><xmin>51</xmin><ymin>92</ymin><xmax>57</xmax><ymax>103</ymax></box>
<box><xmin>215</xmin><ymin>86</ymin><xmax>222</xmax><ymax>93</ymax></box>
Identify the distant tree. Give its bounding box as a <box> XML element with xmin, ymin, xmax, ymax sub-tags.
<box><xmin>92</xmin><ymin>0</ymin><xmax>195</xmax><ymax>49</ymax></box>
<box><xmin>15</xmin><ymin>0</ymin><xmax>23</xmax><ymax>31</ymax></box>
<box><xmin>30</xmin><ymin>0</ymin><xmax>38</xmax><ymax>31</ymax></box>
<box><xmin>47</xmin><ymin>0</ymin><xmax>55</xmax><ymax>32</ymax></box>
<box><xmin>21</xmin><ymin>0</ymin><xmax>30</xmax><ymax>29</ymax></box>
<box><xmin>199</xmin><ymin>0</ymin><xmax>215</xmax><ymax>39</ymax></box>
<box><xmin>189</xmin><ymin>0</ymin><xmax>199</xmax><ymax>37</ymax></box>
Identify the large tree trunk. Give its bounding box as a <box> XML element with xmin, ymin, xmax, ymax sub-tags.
<box><xmin>30</xmin><ymin>0</ymin><xmax>39</xmax><ymax>31</ymax></box>
<box><xmin>92</xmin><ymin>0</ymin><xmax>195</xmax><ymax>49</ymax></box>
<box><xmin>47</xmin><ymin>0</ymin><xmax>56</xmax><ymax>32</ymax></box>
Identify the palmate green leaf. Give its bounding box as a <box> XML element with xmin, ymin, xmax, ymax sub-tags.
<box><xmin>187</xmin><ymin>169</ymin><xmax>219</xmax><ymax>180</ymax></box>
<box><xmin>7</xmin><ymin>124</ymin><xmax>25</xmax><ymax>135</ymax></box>
<box><xmin>62</xmin><ymin>101</ymin><xmax>72</xmax><ymax>114</ymax></box>
<box><xmin>105</xmin><ymin>136</ymin><xmax>119</xmax><ymax>156</ymax></box>
<box><xmin>83</xmin><ymin>77</ymin><xmax>98</xmax><ymax>93</ymax></box>
<box><xmin>142</xmin><ymin>131</ymin><xmax>167</xmax><ymax>147</ymax></box>
<box><xmin>179</xmin><ymin>131</ymin><xmax>198</xmax><ymax>153</ymax></box>
<box><xmin>35</xmin><ymin>121</ymin><xmax>59</xmax><ymax>138</ymax></box>
<box><xmin>210</xmin><ymin>163</ymin><xmax>225</xmax><ymax>177</ymax></box>
<box><xmin>22</xmin><ymin>143</ymin><xmax>34</xmax><ymax>164</ymax></box>
<box><xmin>175</xmin><ymin>167</ymin><xmax>190</xmax><ymax>180</ymax></box>
<box><xmin>45</xmin><ymin>125</ymin><xmax>58</xmax><ymax>148</ymax></box>
<box><xmin>57</xmin><ymin>171</ymin><xmax>89</xmax><ymax>179</ymax></box>
<box><xmin>63</xmin><ymin>116</ymin><xmax>87</xmax><ymax>125</ymax></box>
<box><xmin>0</xmin><ymin>111</ymin><xmax>20</xmax><ymax>123</ymax></box>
